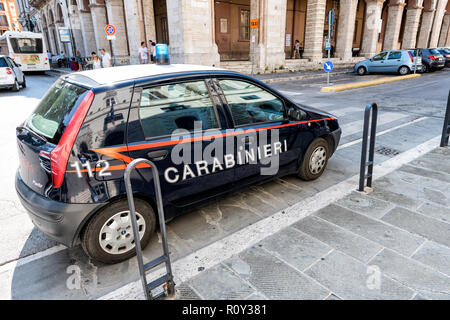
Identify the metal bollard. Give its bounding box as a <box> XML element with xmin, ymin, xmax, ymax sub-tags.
<box><xmin>440</xmin><ymin>90</ymin><xmax>450</xmax><ymax>148</ymax></box>
<box><xmin>359</xmin><ymin>103</ymin><xmax>378</xmax><ymax>192</ymax></box>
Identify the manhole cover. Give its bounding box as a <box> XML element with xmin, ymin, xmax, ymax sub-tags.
<box><xmin>375</xmin><ymin>146</ymin><xmax>401</xmax><ymax>156</ymax></box>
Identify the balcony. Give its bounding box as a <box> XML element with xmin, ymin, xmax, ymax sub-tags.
<box><xmin>28</xmin><ymin>0</ymin><xmax>47</xmax><ymax>8</ymax></box>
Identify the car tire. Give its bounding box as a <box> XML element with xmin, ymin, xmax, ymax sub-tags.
<box><xmin>298</xmin><ymin>137</ymin><xmax>329</xmax><ymax>181</ymax></box>
<box><xmin>12</xmin><ymin>79</ymin><xmax>20</xmax><ymax>92</ymax></box>
<box><xmin>21</xmin><ymin>76</ymin><xmax>26</xmax><ymax>88</ymax></box>
<box><xmin>398</xmin><ymin>66</ymin><xmax>410</xmax><ymax>75</ymax></box>
<box><xmin>422</xmin><ymin>63</ymin><xmax>428</xmax><ymax>73</ymax></box>
<box><xmin>357</xmin><ymin>66</ymin><xmax>366</xmax><ymax>76</ymax></box>
<box><xmin>81</xmin><ymin>198</ymin><xmax>156</xmax><ymax>264</ymax></box>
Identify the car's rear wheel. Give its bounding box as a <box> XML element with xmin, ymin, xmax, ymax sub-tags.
<box><xmin>357</xmin><ymin>66</ymin><xmax>366</xmax><ymax>76</ymax></box>
<box><xmin>298</xmin><ymin>137</ymin><xmax>330</xmax><ymax>181</ymax></box>
<box><xmin>398</xmin><ymin>66</ymin><xmax>410</xmax><ymax>75</ymax></box>
<box><xmin>422</xmin><ymin>63</ymin><xmax>428</xmax><ymax>73</ymax></box>
<box><xmin>12</xmin><ymin>79</ymin><xmax>20</xmax><ymax>91</ymax></box>
<box><xmin>81</xmin><ymin>198</ymin><xmax>156</xmax><ymax>264</ymax></box>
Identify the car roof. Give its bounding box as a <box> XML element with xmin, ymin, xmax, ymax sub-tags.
<box><xmin>69</xmin><ymin>63</ymin><xmax>225</xmax><ymax>86</ymax></box>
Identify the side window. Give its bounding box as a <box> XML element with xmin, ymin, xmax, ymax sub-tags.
<box><xmin>7</xmin><ymin>57</ymin><xmax>17</xmax><ymax>67</ymax></box>
<box><xmin>373</xmin><ymin>52</ymin><xmax>387</xmax><ymax>61</ymax></box>
<box><xmin>139</xmin><ymin>80</ymin><xmax>219</xmax><ymax>139</ymax></box>
<box><xmin>218</xmin><ymin>79</ymin><xmax>285</xmax><ymax>126</ymax></box>
<box><xmin>388</xmin><ymin>51</ymin><xmax>401</xmax><ymax>60</ymax></box>
<box><xmin>0</xmin><ymin>57</ymin><xmax>7</xmax><ymax>68</ymax></box>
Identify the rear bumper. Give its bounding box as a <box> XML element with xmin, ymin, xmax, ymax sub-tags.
<box><xmin>15</xmin><ymin>171</ymin><xmax>104</xmax><ymax>247</ymax></box>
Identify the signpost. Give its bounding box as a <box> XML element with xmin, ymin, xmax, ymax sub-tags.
<box><xmin>325</xmin><ymin>9</ymin><xmax>335</xmax><ymax>86</ymax></box>
<box><xmin>105</xmin><ymin>25</ymin><xmax>116</xmax><ymax>41</ymax></box>
<box><xmin>250</xmin><ymin>19</ymin><xmax>258</xmax><ymax>76</ymax></box>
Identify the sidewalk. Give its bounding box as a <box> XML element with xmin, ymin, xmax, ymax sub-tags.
<box><xmin>173</xmin><ymin>145</ymin><xmax>450</xmax><ymax>300</ymax></box>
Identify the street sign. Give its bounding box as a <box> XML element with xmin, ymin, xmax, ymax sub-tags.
<box><xmin>59</xmin><ymin>28</ymin><xmax>71</xmax><ymax>43</ymax></box>
<box><xmin>105</xmin><ymin>24</ymin><xmax>116</xmax><ymax>36</ymax></box>
<box><xmin>107</xmin><ymin>35</ymin><xmax>116</xmax><ymax>40</ymax></box>
<box><xmin>325</xmin><ymin>38</ymin><xmax>331</xmax><ymax>51</ymax></box>
<box><xmin>324</xmin><ymin>61</ymin><xmax>334</xmax><ymax>72</ymax></box>
<box><xmin>250</xmin><ymin>19</ymin><xmax>258</xmax><ymax>29</ymax></box>
<box><xmin>328</xmin><ymin>9</ymin><xmax>335</xmax><ymax>39</ymax></box>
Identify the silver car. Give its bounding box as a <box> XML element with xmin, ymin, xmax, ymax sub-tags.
<box><xmin>0</xmin><ymin>55</ymin><xmax>25</xmax><ymax>91</ymax></box>
<box><xmin>354</xmin><ymin>50</ymin><xmax>422</xmax><ymax>76</ymax></box>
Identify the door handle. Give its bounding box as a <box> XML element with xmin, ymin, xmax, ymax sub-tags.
<box><xmin>240</xmin><ymin>136</ymin><xmax>252</xmax><ymax>144</ymax></box>
<box><xmin>147</xmin><ymin>150</ymin><xmax>168</xmax><ymax>161</ymax></box>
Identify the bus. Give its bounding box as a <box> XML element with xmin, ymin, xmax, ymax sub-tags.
<box><xmin>0</xmin><ymin>31</ymin><xmax>50</xmax><ymax>72</ymax></box>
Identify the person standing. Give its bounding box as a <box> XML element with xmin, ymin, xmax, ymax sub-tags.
<box><xmin>91</xmin><ymin>52</ymin><xmax>102</xmax><ymax>69</ymax></box>
<box><xmin>75</xmin><ymin>50</ymin><xmax>84</xmax><ymax>71</ymax></box>
<box><xmin>138</xmin><ymin>42</ymin><xmax>148</xmax><ymax>64</ymax></box>
<box><xmin>100</xmin><ymin>48</ymin><xmax>112</xmax><ymax>68</ymax></box>
<box><xmin>150</xmin><ymin>42</ymin><xmax>156</xmax><ymax>63</ymax></box>
<box><xmin>293</xmin><ymin>40</ymin><xmax>300</xmax><ymax>59</ymax></box>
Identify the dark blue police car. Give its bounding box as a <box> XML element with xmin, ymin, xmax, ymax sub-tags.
<box><xmin>16</xmin><ymin>62</ymin><xmax>341</xmax><ymax>263</ymax></box>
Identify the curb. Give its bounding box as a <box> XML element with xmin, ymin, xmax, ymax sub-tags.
<box><xmin>320</xmin><ymin>73</ymin><xmax>421</xmax><ymax>92</ymax></box>
<box><xmin>259</xmin><ymin>70</ymin><xmax>351</xmax><ymax>84</ymax></box>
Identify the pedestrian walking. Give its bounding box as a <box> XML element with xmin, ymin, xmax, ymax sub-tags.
<box><xmin>100</xmin><ymin>48</ymin><xmax>112</xmax><ymax>68</ymax></box>
<box><xmin>138</xmin><ymin>41</ymin><xmax>149</xmax><ymax>64</ymax></box>
<box><xmin>91</xmin><ymin>52</ymin><xmax>102</xmax><ymax>69</ymax></box>
<box><xmin>75</xmin><ymin>50</ymin><xmax>85</xmax><ymax>71</ymax></box>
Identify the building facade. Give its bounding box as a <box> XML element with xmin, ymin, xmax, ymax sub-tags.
<box><xmin>16</xmin><ymin>0</ymin><xmax>450</xmax><ymax>71</ymax></box>
<box><xmin>1</xmin><ymin>0</ymin><xmax>21</xmax><ymax>34</ymax></box>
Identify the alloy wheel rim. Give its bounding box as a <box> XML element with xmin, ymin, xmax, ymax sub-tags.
<box><xmin>99</xmin><ymin>210</ymin><xmax>146</xmax><ymax>255</ymax></box>
<box><xmin>309</xmin><ymin>146</ymin><xmax>327</xmax><ymax>175</ymax></box>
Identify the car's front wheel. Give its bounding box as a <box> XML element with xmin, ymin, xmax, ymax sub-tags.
<box><xmin>298</xmin><ymin>137</ymin><xmax>330</xmax><ymax>181</ymax></box>
<box><xmin>357</xmin><ymin>66</ymin><xmax>366</xmax><ymax>76</ymax></box>
<box><xmin>81</xmin><ymin>199</ymin><xmax>156</xmax><ymax>264</ymax></box>
<box><xmin>421</xmin><ymin>63</ymin><xmax>428</xmax><ymax>73</ymax></box>
<box><xmin>21</xmin><ymin>76</ymin><xmax>26</xmax><ymax>88</ymax></box>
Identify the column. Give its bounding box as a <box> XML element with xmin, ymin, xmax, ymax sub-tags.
<box><xmin>142</xmin><ymin>0</ymin><xmax>156</xmax><ymax>42</ymax></box>
<box><xmin>446</xmin><ymin>19</ymin><xmax>450</xmax><ymax>45</ymax></box>
<box><xmin>78</xmin><ymin>10</ymin><xmax>97</xmax><ymax>55</ymax></box>
<box><xmin>401</xmin><ymin>2</ymin><xmax>423</xmax><ymax>49</ymax></box>
<box><xmin>166</xmin><ymin>0</ymin><xmax>220</xmax><ymax>66</ymax></box>
<box><xmin>303</xmin><ymin>0</ymin><xmax>326</xmax><ymax>60</ymax></box>
<box><xmin>361</xmin><ymin>0</ymin><xmax>385</xmax><ymax>57</ymax></box>
<box><xmin>383</xmin><ymin>0</ymin><xmax>406</xmax><ymax>50</ymax></box>
<box><xmin>417</xmin><ymin>9</ymin><xmax>435</xmax><ymax>47</ymax></box>
<box><xmin>48</xmin><ymin>25</ymin><xmax>57</xmax><ymax>54</ymax></box>
<box><xmin>335</xmin><ymin>0</ymin><xmax>358</xmax><ymax>60</ymax></box>
<box><xmin>123</xmin><ymin>0</ymin><xmax>142</xmax><ymax>64</ymax></box>
<box><xmin>89</xmin><ymin>1</ymin><xmax>110</xmax><ymax>54</ymax></box>
<box><xmin>69</xmin><ymin>13</ymin><xmax>87</xmax><ymax>56</ymax></box>
<box><xmin>105</xmin><ymin>0</ymin><xmax>129</xmax><ymax>64</ymax></box>
<box><xmin>438</xmin><ymin>13</ymin><xmax>450</xmax><ymax>46</ymax></box>
<box><xmin>262</xmin><ymin>0</ymin><xmax>287</xmax><ymax>68</ymax></box>
<box><xmin>429</xmin><ymin>0</ymin><xmax>449</xmax><ymax>47</ymax></box>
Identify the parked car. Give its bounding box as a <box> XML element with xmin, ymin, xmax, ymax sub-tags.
<box><xmin>436</xmin><ymin>47</ymin><xmax>450</xmax><ymax>67</ymax></box>
<box><xmin>416</xmin><ymin>48</ymin><xmax>445</xmax><ymax>72</ymax></box>
<box><xmin>50</xmin><ymin>53</ymin><xmax>66</xmax><ymax>67</ymax></box>
<box><xmin>15</xmin><ymin>63</ymin><xmax>341</xmax><ymax>263</ymax></box>
<box><xmin>354</xmin><ymin>50</ymin><xmax>422</xmax><ymax>75</ymax></box>
<box><xmin>0</xmin><ymin>55</ymin><xmax>26</xmax><ymax>91</ymax></box>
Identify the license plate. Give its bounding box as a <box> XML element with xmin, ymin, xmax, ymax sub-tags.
<box><xmin>27</xmin><ymin>64</ymin><xmax>36</xmax><ymax>68</ymax></box>
<box><xmin>150</xmin><ymin>283</ymin><xmax>166</xmax><ymax>298</ymax></box>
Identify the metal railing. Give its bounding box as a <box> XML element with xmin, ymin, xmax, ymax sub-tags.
<box><xmin>124</xmin><ymin>158</ymin><xmax>175</xmax><ymax>300</ymax></box>
<box><xmin>359</xmin><ymin>103</ymin><xmax>378</xmax><ymax>192</ymax></box>
<box><xmin>440</xmin><ymin>90</ymin><xmax>450</xmax><ymax>147</ymax></box>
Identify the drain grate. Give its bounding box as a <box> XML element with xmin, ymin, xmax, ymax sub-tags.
<box><xmin>375</xmin><ymin>146</ymin><xmax>401</xmax><ymax>156</ymax></box>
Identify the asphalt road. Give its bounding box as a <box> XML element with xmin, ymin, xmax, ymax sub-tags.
<box><xmin>0</xmin><ymin>69</ymin><xmax>448</xmax><ymax>299</ymax></box>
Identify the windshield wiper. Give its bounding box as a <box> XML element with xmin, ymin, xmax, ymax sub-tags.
<box><xmin>16</xmin><ymin>125</ymin><xmax>48</xmax><ymax>143</ymax></box>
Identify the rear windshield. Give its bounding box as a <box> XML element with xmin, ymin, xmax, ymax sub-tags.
<box><xmin>0</xmin><ymin>57</ymin><xmax>7</xmax><ymax>67</ymax></box>
<box><xmin>26</xmin><ymin>80</ymin><xmax>87</xmax><ymax>144</ymax></box>
<box><xmin>429</xmin><ymin>49</ymin><xmax>440</xmax><ymax>55</ymax></box>
<box><xmin>10</xmin><ymin>38</ymin><xmax>43</xmax><ymax>54</ymax></box>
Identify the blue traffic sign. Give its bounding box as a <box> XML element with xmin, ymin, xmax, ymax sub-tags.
<box><xmin>324</xmin><ymin>61</ymin><xmax>334</xmax><ymax>72</ymax></box>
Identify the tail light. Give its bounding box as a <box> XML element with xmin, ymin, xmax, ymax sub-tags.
<box><xmin>50</xmin><ymin>90</ymin><xmax>94</xmax><ymax>188</ymax></box>
<box><xmin>445</xmin><ymin>54</ymin><xmax>450</xmax><ymax>58</ymax></box>
<box><xmin>407</xmin><ymin>51</ymin><xmax>414</xmax><ymax>62</ymax></box>
<box><xmin>428</xmin><ymin>55</ymin><xmax>436</xmax><ymax>60</ymax></box>
<box><xmin>6</xmin><ymin>67</ymin><xmax>12</xmax><ymax>74</ymax></box>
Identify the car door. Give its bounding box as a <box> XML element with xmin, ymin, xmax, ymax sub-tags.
<box><xmin>368</xmin><ymin>51</ymin><xmax>388</xmax><ymax>73</ymax></box>
<box><xmin>214</xmin><ymin>77</ymin><xmax>302</xmax><ymax>187</ymax></box>
<box><xmin>385</xmin><ymin>51</ymin><xmax>402</xmax><ymax>73</ymax></box>
<box><xmin>126</xmin><ymin>76</ymin><xmax>235</xmax><ymax>208</ymax></box>
<box><xmin>7</xmin><ymin>57</ymin><xmax>23</xmax><ymax>83</ymax></box>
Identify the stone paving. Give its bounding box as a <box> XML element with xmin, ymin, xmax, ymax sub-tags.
<box><xmin>175</xmin><ymin>147</ymin><xmax>450</xmax><ymax>300</ymax></box>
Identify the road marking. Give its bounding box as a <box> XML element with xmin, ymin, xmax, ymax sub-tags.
<box><xmin>327</xmin><ymin>107</ymin><xmax>362</xmax><ymax>117</ymax></box>
<box><xmin>341</xmin><ymin>112</ymin><xmax>407</xmax><ymax>138</ymax></box>
<box><xmin>337</xmin><ymin>117</ymin><xmax>429</xmax><ymax>150</ymax></box>
<box><xmin>99</xmin><ymin>135</ymin><xmax>441</xmax><ymax>300</ymax></box>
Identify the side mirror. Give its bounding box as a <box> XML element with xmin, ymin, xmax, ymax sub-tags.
<box><xmin>288</xmin><ymin>108</ymin><xmax>306</xmax><ymax>121</ymax></box>
<box><xmin>17</xmin><ymin>64</ymin><xmax>21</xmax><ymax>67</ymax></box>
